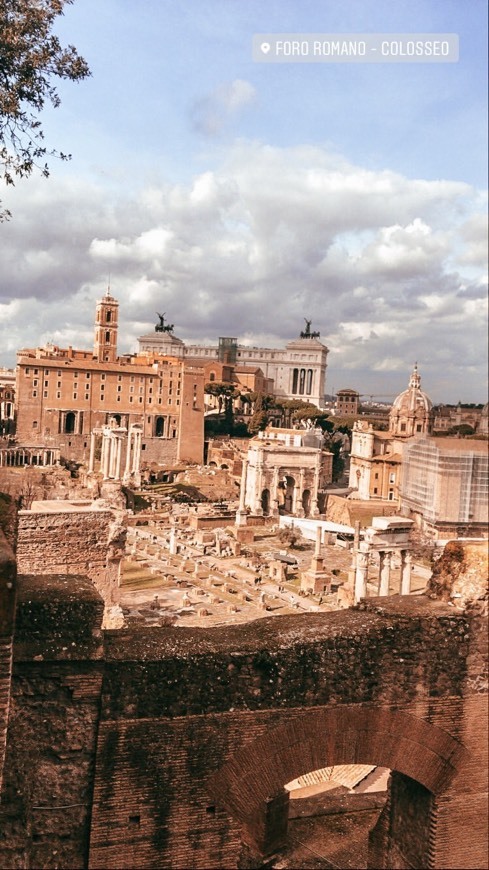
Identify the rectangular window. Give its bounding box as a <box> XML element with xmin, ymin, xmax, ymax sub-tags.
<box><xmin>57</xmin><ymin>381</ymin><xmax>61</xmax><ymax>388</ymax></box>
<box><xmin>44</xmin><ymin>380</ymin><xmax>48</xmax><ymax>387</ymax></box>
<box><xmin>57</xmin><ymin>392</ymin><xmax>61</xmax><ymax>399</ymax></box>
<box><xmin>73</xmin><ymin>392</ymin><xmax>77</xmax><ymax>400</ymax></box>
<box><xmin>85</xmin><ymin>393</ymin><xmax>89</xmax><ymax>400</ymax></box>
<box><xmin>117</xmin><ymin>385</ymin><xmax>121</xmax><ymax>392</ymax></box>
<box><xmin>32</xmin><ymin>390</ymin><xmax>37</xmax><ymax>397</ymax></box>
<box><xmin>101</xmin><ymin>373</ymin><xmax>105</xmax><ymax>380</ymax></box>
<box><xmin>43</xmin><ymin>391</ymin><xmax>48</xmax><ymax>398</ymax></box>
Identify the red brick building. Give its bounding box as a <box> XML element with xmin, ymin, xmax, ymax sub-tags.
<box><xmin>15</xmin><ymin>292</ymin><xmax>205</xmax><ymax>466</ymax></box>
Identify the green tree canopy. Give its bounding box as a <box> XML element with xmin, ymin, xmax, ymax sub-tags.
<box><xmin>1</xmin><ymin>0</ymin><xmax>90</xmax><ymax>219</ymax></box>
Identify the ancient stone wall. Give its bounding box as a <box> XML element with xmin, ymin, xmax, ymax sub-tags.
<box><xmin>0</xmin><ymin>573</ymin><xmax>104</xmax><ymax>869</ymax></box>
<box><xmin>0</xmin><ymin>529</ymin><xmax>15</xmax><ymax>795</ymax></box>
<box><xmin>0</xmin><ymin>579</ymin><xmax>486</xmax><ymax>869</ymax></box>
<box><xmin>16</xmin><ymin>507</ymin><xmax>126</xmax><ymax>606</ymax></box>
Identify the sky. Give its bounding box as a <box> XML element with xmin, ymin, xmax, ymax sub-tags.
<box><xmin>0</xmin><ymin>0</ymin><xmax>487</xmax><ymax>403</ymax></box>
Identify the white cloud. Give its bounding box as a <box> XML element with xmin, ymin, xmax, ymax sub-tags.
<box><xmin>0</xmin><ymin>141</ymin><xmax>487</xmax><ymax>402</ymax></box>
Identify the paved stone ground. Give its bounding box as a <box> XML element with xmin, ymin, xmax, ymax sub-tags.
<box><xmin>273</xmin><ymin>808</ymin><xmax>383</xmax><ymax>869</ymax></box>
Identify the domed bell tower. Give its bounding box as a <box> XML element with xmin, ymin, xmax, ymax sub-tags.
<box><xmin>94</xmin><ymin>291</ymin><xmax>119</xmax><ymax>363</ymax></box>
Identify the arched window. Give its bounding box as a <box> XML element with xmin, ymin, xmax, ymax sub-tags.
<box><xmin>105</xmin><ymin>331</ymin><xmax>111</xmax><ymax>344</ymax></box>
<box><xmin>106</xmin><ymin>310</ymin><xmax>112</xmax><ymax>322</ymax></box>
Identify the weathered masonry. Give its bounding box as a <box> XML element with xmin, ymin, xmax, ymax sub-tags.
<box><xmin>0</xmin><ymin>532</ymin><xmax>487</xmax><ymax>868</ymax></box>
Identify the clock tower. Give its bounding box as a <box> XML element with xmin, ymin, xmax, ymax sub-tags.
<box><xmin>94</xmin><ymin>291</ymin><xmax>119</xmax><ymax>363</ymax></box>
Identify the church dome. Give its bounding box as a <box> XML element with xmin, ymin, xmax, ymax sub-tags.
<box><xmin>389</xmin><ymin>364</ymin><xmax>433</xmax><ymax>437</ymax></box>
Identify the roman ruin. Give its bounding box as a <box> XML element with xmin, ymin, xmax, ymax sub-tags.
<box><xmin>0</xmin><ymin>300</ymin><xmax>487</xmax><ymax>868</ymax></box>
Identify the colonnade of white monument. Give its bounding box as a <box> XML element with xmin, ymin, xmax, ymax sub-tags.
<box><xmin>0</xmin><ymin>447</ymin><xmax>60</xmax><ymax>467</ymax></box>
<box><xmin>88</xmin><ymin>423</ymin><xmax>142</xmax><ymax>481</ymax></box>
<box><xmin>354</xmin><ymin>545</ymin><xmax>412</xmax><ymax>603</ymax></box>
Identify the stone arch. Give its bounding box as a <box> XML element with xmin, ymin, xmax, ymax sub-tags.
<box><xmin>207</xmin><ymin>705</ymin><xmax>468</xmax><ymax>860</ymax></box>
<box><xmin>302</xmin><ymin>488</ymin><xmax>311</xmax><ymax>516</ymax></box>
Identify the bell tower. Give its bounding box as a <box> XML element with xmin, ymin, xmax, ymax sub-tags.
<box><xmin>94</xmin><ymin>290</ymin><xmax>119</xmax><ymax>362</ymax></box>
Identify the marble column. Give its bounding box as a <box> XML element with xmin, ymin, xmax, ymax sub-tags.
<box><xmin>379</xmin><ymin>551</ymin><xmax>391</xmax><ymax>596</ymax></box>
<box><xmin>271</xmin><ymin>466</ymin><xmax>280</xmax><ymax>516</ymax></box>
<box><xmin>354</xmin><ymin>549</ymin><xmax>368</xmax><ymax>603</ymax></box>
<box><xmin>109</xmin><ymin>435</ymin><xmax>117</xmax><ymax>479</ymax></box>
<box><xmin>124</xmin><ymin>429</ymin><xmax>133</xmax><ymax>478</ymax></box>
<box><xmin>401</xmin><ymin>550</ymin><xmax>412</xmax><ymax>595</ymax></box>
<box><xmin>236</xmin><ymin>458</ymin><xmax>248</xmax><ymax>525</ymax></box>
<box><xmin>254</xmin><ymin>451</ymin><xmax>264</xmax><ymax>515</ymax></box>
<box><xmin>115</xmin><ymin>435</ymin><xmax>122</xmax><ymax>480</ymax></box>
<box><xmin>101</xmin><ymin>431</ymin><xmax>110</xmax><ymax>479</ymax></box>
<box><xmin>132</xmin><ymin>429</ymin><xmax>142</xmax><ymax>474</ymax></box>
<box><xmin>314</xmin><ymin>525</ymin><xmax>322</xmax><ymax>558</ymax></box>
<box><xmin>296</xmin><ymin>468</ymin><xmax>305</xmax><ymax>517</ymax></box>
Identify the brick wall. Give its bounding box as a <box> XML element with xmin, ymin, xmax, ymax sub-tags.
<box><xmin>0</xmin><ymin>573</ymin><xmax>104</xmax><ymax>868</ymax></box>
<box><xmin>0</xmin><ymin>575</ymin><xmax>486</xmax><ymax>869</ymax></box>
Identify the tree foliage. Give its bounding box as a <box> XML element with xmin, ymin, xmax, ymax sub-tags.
<box><xmin>0</xmin><ymin>0</ymin><xmax>90</xmax><ymax>218</ymax></box>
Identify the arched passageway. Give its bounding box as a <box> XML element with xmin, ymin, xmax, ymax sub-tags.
<box><xmin>207</xmin><ymin>706</ymin><xmax>468</xmax><ymax>866</ymax></box>
<box><xmin>283</xmin><ymin>476</ymin><xmax>295</xmax><ymax>513</ymax></box>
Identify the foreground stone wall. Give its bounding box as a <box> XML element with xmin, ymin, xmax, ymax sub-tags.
<box><xmin>0</xmin><ymin>529</ymin><xmax>15</xmax><ymax>796</ymax></box>
<box><xmin>0</xmin><ymin>570</ymin><xmax>486</xmax><ymax>869</ymax></box>
<box><xmin>0</xmin><ymin>574</ymin><xmax>104</xmax><ymax>868</ymax></box>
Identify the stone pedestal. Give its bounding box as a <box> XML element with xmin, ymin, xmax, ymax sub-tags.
<box><xmin>235</xmin><ymin>526</ymin><xmax>255</xmax><ymax>544</ymax></box>
<box><xmin>300</xmin><ymin>564</ymin><xmax>331</xmax><ymax>594</ymax></box>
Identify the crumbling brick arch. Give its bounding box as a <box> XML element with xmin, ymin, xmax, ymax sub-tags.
<box><xmin>207</xmin><ymin>705</ymin><xmax>468</xmax><ymax>863</ymax></box>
